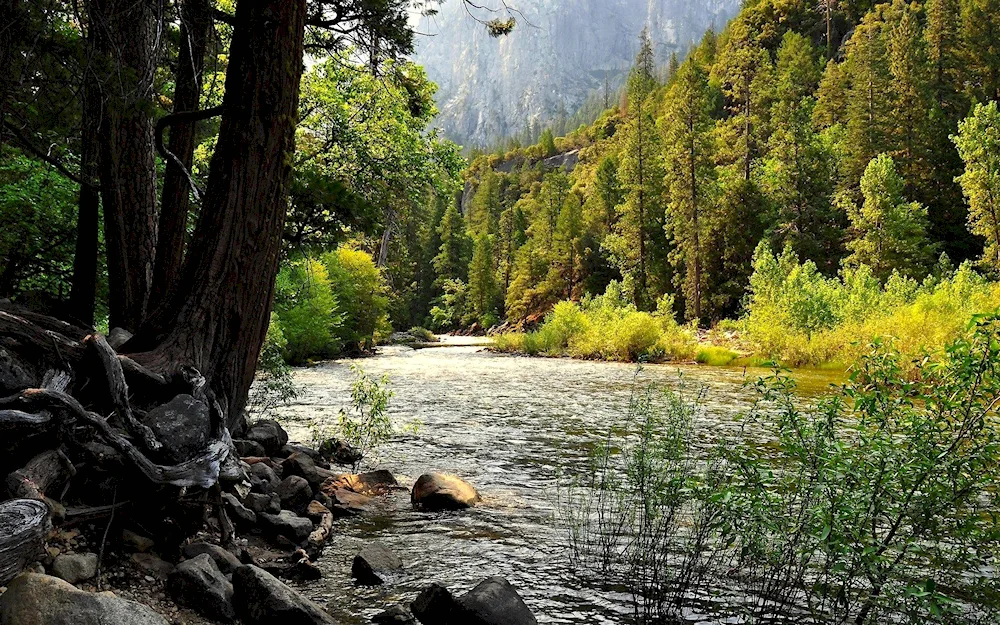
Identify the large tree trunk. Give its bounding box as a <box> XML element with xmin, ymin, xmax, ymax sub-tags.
<box><xmin>69</xmin><ymin>84</ymin><xmax>101</xmax><ymax>327</ymax></box>
<box><xmin>150</xmin><ymin>0</ymin><xmax>212</xmax><ymax>312</ymax></box>
<box><xmin>88</xmin><ymin>0</ymin><xmax>160</xmax><ymax>332</ymax></box>
<box><xmin>131</xmin><ymin>0</ymin><xmax>307</xmax><ymax>429</ymax></box>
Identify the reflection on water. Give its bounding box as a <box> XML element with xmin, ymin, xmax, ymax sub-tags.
<box><xmin>273</xmin><ymin>338</ymin><xmax>845</xmax><ymax>624</ymax></box>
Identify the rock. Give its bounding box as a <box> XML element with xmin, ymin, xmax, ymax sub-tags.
<box><xmin>168</xmin><ymin>554</ymin><xmax>236</xmax><ymax>623</ymax></box>
<box><xmin>281</xmin><ymin>453</ymin><xmax>336</xmax><ymax>491</ymax></box>
<box><xmin>280</xmin><ymin>444</ymin><xmax>327</xmax><ymax>466</ymax></box>
<box><xmin>222</xmin><ymin>492</ymin><xmax>257</xmax><ymax>527</ymax></box>
<box><xmin>458</xmin><ymin>577</ymin><xmax>537</xmax><ymax>625</ymax></box>
<box><xmin>106</xmin><ymin>327</ymin><xmax>133</xmax><ymax>350</ymax></box>
<box><xmin>411</xmin><ymin>583</ymin><xmax>464</xmax><ymax>624</ymax></box>
<box><xmin>245</xmin><ymin>492</ymin><xmax>281</xmax><ymax>515</ymax></box>
<box><xmin>244</xmin><ymin>420</ymin><xmax>289</xmax><ymax>456</ymax></box>
<box><xmin>330</xmin><ymin>489</ymin><xmax>371</xmax><ymax>515</ymax></box>
<box><xmin>318</xmin><ymin>439</ymin><xmax>362</xmax><ymax>466</ymax></box>
<box><xmin>121</xmin><ymin>529</ymin><xmax>154</xmax><ymax>552</ymax></box>
<box><xmin>263</xmin><ymin>551</ymin><xmax>322</xmax><ymax>582</ymax></box>
<box><xmin>141</xmin><ymin>394</ymin><xmax>211</xmax><ymax>464</ymax></box>
<box><xmin>234</xmin><ymin>439</ymin><xmax>267</xmax><ymax>458</ymax></box>
<box><xmin>182</xmin><ymin>542</ymin><xmax>242</xmax><ymax>576</ymax></box>
<box><xmin>411</xmin><ymin>473</ymin><xmax>481</xmax><ymax>511</ymax></box>
<box><xmin>276</xmin><ymin>475</ymin><xmax>313</xmax><ymax>511</ymax></box>
<box><xmin>304</xmin><ymin>500</ymin><xmax>331</xmax><ymax>522</ymax></box>
<box><xmin>258</xmin><ymin>510</ymin><xmax>313</xmax><ymax>544</ymax></box>
<box><xmin>51</xmin><ymin>553</ymin><xmax>98</xmax><ymax>584</ymax></box>
<box><xmin>373</xmin><ymin>605</ymin><xmax>416</xmax><ymax>624</ymax></box>
<box><xmin>351</xmin><ymin>542</ymin><xmax>403</xmax><ymax>585</ymax></box>
<box><xmin>232</xmin><ymin>564</ymin><xmax>336</xmax><ymax>624</ymax></box>
<box><xmin>0</xmin><ymin>572</ymin><xmax>168</xmax><ymax>625</ymax></box>
<box><xmin>321</xmin><ymin>470</ymin><xmax>398</xmax><ymax>496</ymax></box>
<box><xmin>250</xmin><ymin>463</ymin><xmax>281</xmax><ymax>493</ymax></box>
<box><xmin>131</xmin><ymin>552</ymin><xmax>175</xmax><ymax>580</ymax></box>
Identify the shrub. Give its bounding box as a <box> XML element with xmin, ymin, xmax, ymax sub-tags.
<box><xmin>273</xmin><ymin>258</ymin><xmax>341</xmax><ymax>364</ymax></box>
<box><xmin>246</xmin><ymin>313</ymin><xmax>299</xmax><ymax>420</ymax></box>
<box><xmin>322</xmin><ymin>246</ymin><xmax>391</xmax><ymax>352</ymax></box>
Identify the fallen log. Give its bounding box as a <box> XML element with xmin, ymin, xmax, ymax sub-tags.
<box><xmin>6</xmin><ymin>449</ymin><xmax>75</xmax><ymax>501</ymax></box>
<box><xmin>0</xmin><ymin>498</ymin><xmax>50</xmax><ymax>584</ymax></box>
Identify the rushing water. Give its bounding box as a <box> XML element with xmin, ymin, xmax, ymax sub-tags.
<box><xmin>273</xmin><ymin>337</ymin><xmax>845</xmax><ymax>624</ymax></box>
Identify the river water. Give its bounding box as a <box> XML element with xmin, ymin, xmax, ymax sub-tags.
<box><xmin>273</xmin><ymin>337</ymin><xmax>844</xmax><ymax>624</ymax></box>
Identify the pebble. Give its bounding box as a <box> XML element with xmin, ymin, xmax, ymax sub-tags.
<box><xmin>145</xmin><ymin>576</ymin><xmax>154</xmax><ymax>582</ymax></box>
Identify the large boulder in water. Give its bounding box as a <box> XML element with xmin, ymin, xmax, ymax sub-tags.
<box><xmin>141</xmin><ymin>394</ymin><xmax>210</xmax><ymax>463</ymax></box>
<box><xmin>458</xmin><ymin>577</ymin><xmax>537</xmax><ymax>625</ymax></box>
<box><xmin>351</xmin><ymin>542</ymin><xmax>403</xmax><ymax>585</ymax></box>
<box><xmin>232</xmin><ymin>564</ymin><xmax>336</xmax><ymax>625</ymax></box>
<box><xmin>0</xmin><ymin>572</ymin><xmax>169</xmax><ymax>625</ymax></box>
<box><xmin>411</xmin><ymin>473</ymin><xmax>480</xmax><ymax>511</ymax></box>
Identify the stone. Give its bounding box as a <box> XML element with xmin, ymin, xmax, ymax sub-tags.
<box><xmin>0</xmin><ymin>572</ymin><xmax>168</xmax><ymax>625</ymax></box>
<box><xmin>281</xmin><ymin>453</ymin><xmax>336</xmax><ymax>491</ymax></box>
<box><xmin>234</xmin><ymin>439</ymin><xmax>267</xmax><ymax>458</ymax></box>
<box><xmin>106</xmin><ymin>327</ymin><xmax>133</xmax><ymax>350</ymax></box>
<box><xmin>168</xmin><ymin>554</ymin><xmax>235</xmax><ymax>623</ymax></box>
<box><xmin>276</xmin><ymin>475</ymin><xmax>313</xmax><ymax>511</ymax></box>
<box><xmin>318</xmin><ymin>439</ymin><xmax>362</xmax><ymax>466</ymax></box>
<box><xmin>458</xmin><ymin>577</ymin><xmax>537</xmax><ymax>625</ymax></box>
<box><xmin>331</xmin><ymin>489</ymin><xmax>371</xmax><ymax>515</ymax></box>
<box><xmin>373</xmin><ymin>605</ymin><xmax>416</xmax><ymax>624</ymax></box>
<box><xmin>320</xmin><ymin>470</ymin><xmax>398</xmax><ymax>497</ymax></box>
<box><xmin>182</xmin><ymin>542</ymin><xmax>242</xmax><ymax>576</ymax></box>
<box><xmin>244</xmin><ymin>420</ymin><xmax>289</xmax><ymax>456</ymax></box>
<box><xmin>411</xmin><ymin>583</ymin><xmax>464</xmax><ymax>624</ymax></box>
<box><xmin>141</xmin><ymin>394</ymin><xmax>211</xmax><ymax>464</ymax></box>
<box><xmin>351</xmin><ymin>542</ymin><xmax>403</xmax><ymax>586</ymax></box>
<box><xmin>232</xmin><ymin>564</ymin><xmax>336</xmax><ymax>625</ymax></box>
<box><xmin>245</xmin><ymin>492</ymin><xmax>281</xmax><ymax>515</ymax></box>
<box><xmin>121</xmin><ymin>529</ymin><xmax>154</xmax><ymax>552</ymax></box>
<box><xmin>130</xmin><ymin>553</ymin><xmax>175</xmax><ymax>580</ymax></box>
<box><xmin>222</xmin><ymin>492</ymin><xmax>257</xmax><ymax>527</ymax></box>
<box><xmin>280</xmin><ymin>444</ymin><xmax>327</xmax><ymax>466</ymax></box>
<box><xmin>258</xmin><ymin>510</ymin><xmax>313</xmax><ymax>544</ymax></box>
<box><xmin>250</xmin><ymin>462</ymin><xmax>281</xmax><ymax>494</ymax></box>
<box><xmin>411</xmin><ymin>473</ymin><xmax>481</xmax><ymax>511</ymax></box>
<box><xmin>51</xmin><ymin>553</ymin><xmax>98</xmax><ymax>584</ymax></box>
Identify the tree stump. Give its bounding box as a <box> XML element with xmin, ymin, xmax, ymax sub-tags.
<box><xmin>0</xmin><ymin>499</ymin><xmax>50</xmax><ymax>584</ymax></box>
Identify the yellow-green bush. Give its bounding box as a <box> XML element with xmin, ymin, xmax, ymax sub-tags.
<box><xmin>273</xmin><ymin>258</ymin><xmax>341</xmax><ymax>364</ymax></box>
<box><xmin>322</xmin><ymin>246</ymin><xmax>392</xmax><ymax>352</ymax></box>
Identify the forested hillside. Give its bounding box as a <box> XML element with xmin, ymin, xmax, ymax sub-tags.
<box><xmin>426</xmin><ymin>0</ymin><xmax>1000</xmax><ymax>366</ymax></box>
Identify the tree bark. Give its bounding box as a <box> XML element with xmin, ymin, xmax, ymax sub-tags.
<box><xmin>69</xmin><ymin>84</ymin><xmax>101</xmax><ymax>327</ymax></box>
<box><xmin>132</xmin><ymin>0</ymin><xmax>307</xmax><ymax>429</ymax></box>
<box><xmin>150</xmin><ymin>0</ymin><xmax>212</xmax><ymax>312</ymax></box>
<box><xmin>87</xmin><ymin>0</ymin><xmax>160</xmax><ymax>332</ymax></box>
<box><xmin>0</xmin><ymin>499</ymin><xmax>50</xmax><ymax>585</ymax></box>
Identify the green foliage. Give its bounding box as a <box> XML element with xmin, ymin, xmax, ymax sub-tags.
<box><xmin>954</xmin><ymin>101</ymin><xmax>1000</xmax><ymax>272</ymax></box>
<box><xmin>322</xmin><ymin>246</ymin><xmax>391</xmax><ymax>352</ymax></box>
<box><xmin>327</xmin><ymin>367</ymin><xmax>399</xmax><ymax>471</ymax></box>
<box><xmin>247</xmin><ymin>313</ymin><xmax>299</xmax><ymax>420</ymax></box>
<box><xmin>467</xmin><ymin>233</ymin><xmax>499</xmax><ymax>327</ymax></box>
<box><xmin>273</xmin><ymin>257</ymin><xmax>341</xmax><ymax>364</ymax></box>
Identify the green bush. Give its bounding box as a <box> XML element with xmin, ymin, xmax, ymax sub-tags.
<box><xmin>273</xmin><ymin>257</ymin><xmax>341</xmax><ymax>364</ymax></box>
<box><xmin>322</xmin><ymin>246</ymin><xmax>391</xmax><ymax>352</ymax></box>
<box><xmin>247</xmin><ymin>312</ymin><xmax>299</xmax><ymax>419</ymax></box>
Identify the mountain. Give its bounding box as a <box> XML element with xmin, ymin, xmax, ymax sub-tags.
<box><xmin>412</xmin><ymin>0</ymin><xmax>741</xmax><ymax>148</ymax></box>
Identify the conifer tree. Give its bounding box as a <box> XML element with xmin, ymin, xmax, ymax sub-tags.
<box><xmin>846</xmin><ymin>154</ymin><xmax>932</xmax><ymax>280</ymax></box>
<box><xmin>467</xmin><ymin>233</ymin><xmax>499</xmax><ymax>325</ymax></box>
<box><xmin>550</xmin><ymin>191</ymin><xmax>585</xmax><ymax>298</ymax></box>
<box><xmin>496</xmin><ymin>203</ymin><xmax>527</xmax><ymax>300</ymax></box>
<box><xmin>432</xmin><ymin>198</ymin><xmax>472</xmax><ymax>287</ymax></box>
<box><xmin>954</xmin><ymin>101</ymin><xmax>1000</xmax><ymax>272</ymax></box>
<box><xmin>593</xmin><ymin>155</ymin><xmax>623</xmax><ymax>234</ymax></box>
<box><xmin>468</xmin><ymin>170</ymin><xmax>501</xmax><ymax>236</ymax></box>
<box><xmin>539</xmin><ymin>128</ymin><xmax>557</xmax><ymax>157</ymax></box>
<box><xmin>961</xmin><ymin>0</ymin><xmax>1000</xmax><ymax>105</ymax></box>
<box><xmin>663</xmin><ymin>61</ymin><xmax>716</xmax><ymax>321</ymax></box>
<box><xmin>627</xmin><ymin>28</ymin><xmax>657</xmax><ymax>109</ymax></box>
<box><xmin>887</xmin><ymin>1</ymin><xmax>933</xmax><ymax>196</ymax></box>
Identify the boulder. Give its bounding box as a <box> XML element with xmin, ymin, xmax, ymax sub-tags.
<box><xmin>258</xmin><ymin>510</ymin><xmax>313</xmax><ymax>544</ymax></box>
<box><xmin>51</xmin><ymin>553</ymin><xmax>98</xmax><ymax>584</ymax></box>
<box><xmin>373</xmin><ymin>605</ymin><xmax>416</xmax><ymax>624</ymax></box>
<box><xmin>0</xmin><ymin>572</ymin><xmax>168</xmax><ymax>625</ymax></box>
<box><xmin>182</xmin><ymin>542</ymin><xmax>242</xmax><ymax>576</ymax></box>
<box><xmin>330</xmin><ymin>488</ymin><xmax>371</xmax><ymax>515</ymax></box>
<box><xmin>130</xmin><ymin>552</ymin><xmax>175</xmax><ymax>580</ymax></box>
<box><xmin>277</xmin><ymin>475</ymin><xmax>313</xmax><ymax>511</ymax></box>
<box><xmin>234</xmin><ymin>439</ymin><xmax>267</xmax><ymax>458</ymax></box>
<box><xmin>141</xmin><ymin>394</ymin><xmax>211</xmax><ymax>464</ymax></box>
<box><xmin>222</xmin><ymin>492</ymin><xmax>257</xmax><ymax>527</ymax></box>
<box><xmin>318</xmin><ymin>439</ymin><xmax>362</xmax><ymax>466</ymax></box>
<box><xmin>411</xmin><ymin>583</ymin><xmax>464</xmax><ymax>624</ymax></box>
<box><xmin>280</xmin><ymin>444</ymin><xmax>327</xmax><ymax>466</ymax></box>
<box><xmin>245</xmin><ymin>492</ymin><xmax>281</xmax><ymax>515</ymax></box>
<box><xmin>232</xmin><ymin>564</ymin><xmax>336</xmax><ymax>625</ymax></box>
<box><xmin>250</xmin><ymin>463</ymin><xmax>281</xmax><ymax>494</ymax></box>
<box><xmin>168</xmin><ymin>554</ymin><xmax>236</xmax><ymax>623</ymax></box>
<box><xmin>281</xmin><ymin>453</ymin><xmax>336</xmax><ymax>491</ymax></box>
<box><xmin>351</xmin><ymin>542</ymin><xmax>403</xmax><ymax>585</ymax></box>
<box><xmin>321</xmin><ymin>470</ymin><xmax>398</xmax><ymax>497</ymax></box>
<box><xmin>411</xmin><ymin>473</ymin><xmax>481</xmax><ymax>511</ymax></box>
<box><xmin>458</xmin><ymin>577</ymin><xmax>537</xmax><ymax>625</ymax></box>
<box><xmin>245</xmin><ymin>420</ymin><xmax>289</xmax><ymax>456</ymax></box>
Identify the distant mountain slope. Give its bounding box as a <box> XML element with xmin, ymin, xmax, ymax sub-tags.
<box><xmin>412</xmin><ymin>0</ymin><xmax>741</xmax><ymax>148</ymax></box>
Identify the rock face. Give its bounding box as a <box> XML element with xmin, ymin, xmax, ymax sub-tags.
<box><xmin>0</xmin><ymin>572</ymin><xmax>169</xmax><ymax>625</ymax></box>
<box><xmin>351</xmin><ymin>542</ymin><xmax>403</xmax><ymax>585</ymax></box>
<box><xmin>413</xmin><ymin>0</ymin><xmax>741</xmax><ymax>148</ymax></box>
<box><xmin>232</xmin><ymin>565</ymin><xmax>336</xmax><ymax>625</ymax></box>
<box><xmin>168</xmin><ymin>554</ymin><xmax>236</xmax><ymax>623</ymax></box>
<box><xmin>411</xmin><ymin>473</ymin><xmax>481</xmax><ymax>511</ymax></box>
<box><xmin>51</xmin><ymin>553</ymin><xmax>98</xmax><ymax>584</ymax></box>
<box><xmin>141</xmin><ymin>394</ymin><xmax>210</xmax><ymax>463</ymax></box>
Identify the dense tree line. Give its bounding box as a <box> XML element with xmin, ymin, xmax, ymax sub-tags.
<box><xmin>432</xmin><ymin>0</ymin><xmax>1000</xmax><ymax>329</ymax></box>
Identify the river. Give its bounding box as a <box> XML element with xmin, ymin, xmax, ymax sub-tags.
<box><xmin>272</xmin><ymin>337</ymin><xmax>845</xmax><ymax>624</ymax></box>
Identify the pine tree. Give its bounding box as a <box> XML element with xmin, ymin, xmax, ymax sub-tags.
<box><xmin>432</xmin><ymin>198</ymin><xmax>472</xmax><ymax>287</ymax></box>
<box><xmin>550</xmin><ymin>191</ymin><xmax>585</xmax><ymax>298</ymax></box>
<box><xmin>468</xmin><ymin>170</ymin><xmax>501</xmax><ymax>236</ymax></box>
<box><xmin>953</xmin><ymin>101</ymin><xmax>1000</xmax><ymax>272</ymax></box>
<box><xmin>663</xmin><ymin>61</ymin><xmax>716</xmax><ymax>321</ymax></box>
<box><xmin>925</xmin><ymin>0</ymin><xmax>962</xmax><ymax>114</ymax></box>
<box><xmin>539</xmin><ymin>128</ymin><xmax>557</xmax><ymax>156</ymax></box>
<box><xmin>627</xmin><ymin>27</ymin><xmax>657</xmax><ymax>109</ymax></box>
<box><xmin>593</xmin><ymin>155</ymin><xmax>622</xmax><ymax>234</ymax></box>
<box><xmin>961</xmin><ymin>0</ymin><xmax>1000</xmax><ymax>105</ymax></box>
<box><xmin>496</xmin><ymin>203</ymin><xmax>527</xmax><ymax>301</ymax></box>
<box><xmin>467</xmin><ymin>233</ymin><xmax>499</xmax><ymax>325</ymax></box>
<box><xmin>846</xmin><ymin>154</ymin><xmax>932</xmax><ymax>280</ymax></box>
<box><xmin>814</xmin><ymin>59</ymin><xmax>849</xmax><ymax>128</ymax></box>
<box><xmin>887</xmin><ymin>1</ymin><xmax>933</xmax><ymax>196</ymax></box>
